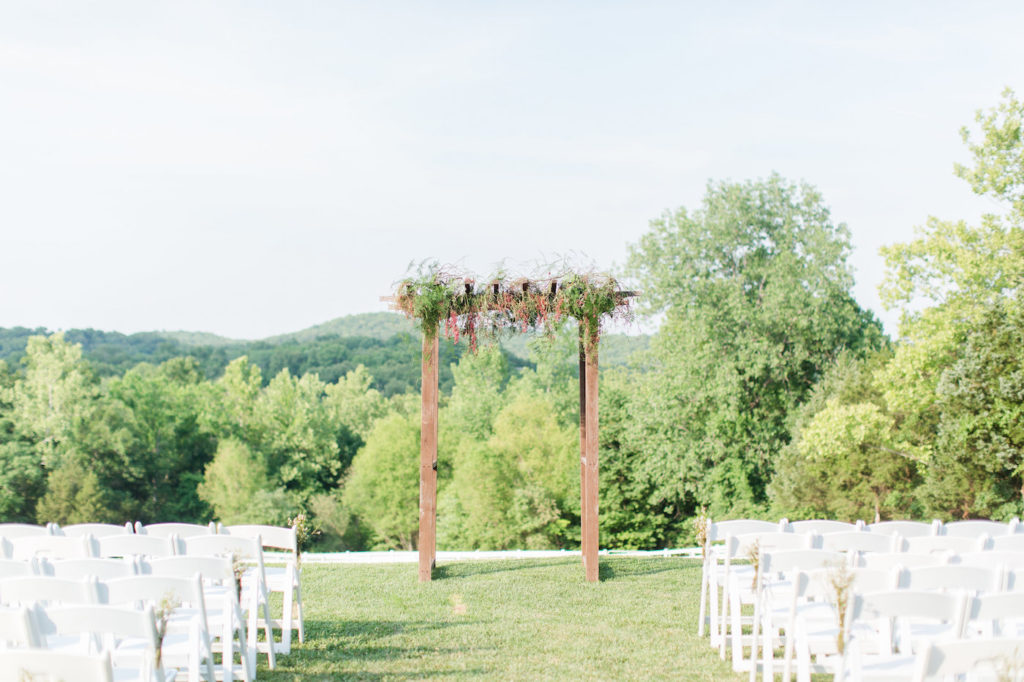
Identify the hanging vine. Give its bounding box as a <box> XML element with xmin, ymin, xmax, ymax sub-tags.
<box><xmin>392</xmin><ymin>263</ymin><xmax>634</xmax><ymax>353</ymax></box>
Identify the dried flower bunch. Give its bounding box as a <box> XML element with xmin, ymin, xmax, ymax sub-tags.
<box><xmin>289</xmin><ymin>512</ymin><xmax>320</xmax><ymax>568</ymax></box>
<box><xmin>393</xmin><ymin>262</ymin><xmax>634</xmax><ymax>352</ymax></box>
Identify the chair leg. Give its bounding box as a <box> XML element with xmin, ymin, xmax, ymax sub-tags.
<box><xmin>295</xmin><ymin>576</ymin><xmax>305</xmax><ymax>644</ymax></box>
<box><xmin>280</xmin><ymin>580</ymin><xmax>294</xmax><ymax>655</ymax></box>
<box><xmin>699</xmin><ymin>558</ymin><xmax>709</xmax><ymax>637</ymax></box>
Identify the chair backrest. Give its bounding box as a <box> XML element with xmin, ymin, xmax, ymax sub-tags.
<box><xmin>903</xmin><ymin>534</ymin><xmax>987</xmax><ymax>555</ymax></box>
<box><xmin>857</xmin><ymin>551</ymin><xmax>949</xmax><ymax>571</ymax></box>
<box><xmin>898</xmin><ymin>563</ymin><xmax>1004</xmax><ymax>593</ymax></box>
<box><xmin>135</xmin><ymin>522</ymin><xmax>216</xmax><ymax>538</ymax></box>
<box><xmin>968</xmin><ymin>592</ymin><xmax>1024</xmax><ymax>636</ymax></box>
<box><xmin>35</xmin><ymin>603</ymin><xmax>163</xmax><ymax>679</ymax></box>
<box><xmin>992</xmin><ymin>535</ymin><xmax>1024</xmax><ymax>553</ymax></box>
<box><xmin>56</xmin><ymin>522</ymin><xmax>134</xmax><ymax>538</ymax></box>
<box><xmin>0</xmin><ymin>524</ymin><xmax>51</xmax><ymax>539</ymax></box>
<box><xmin>822</xmin><ymin>531</ymin><xmax>899</xmax><ymax>554</ymax></box>
<box><xmin>9</xmin><ymin>534</ymin><xmax>97</xmax><ymax>560</ymax></box>
<box><xmin>850</xmin><ymin>567</ymin><xmax>901</xmax><ymax>593</ymax></box>
<box><xmin>0</xmin><ymin>649</ymin><xmax>114</xmax><ymax>682</ymax></box>
<box><xmin>0</xmin><ymin>605</ymin><xmax>39</xmax><ymax>648</ymax></box>
<box><xmin>789</xmin><ymin>519</ymin><xmax>861</xmax><ymax>535</ymax></box>
<box><xmin>222</xmin><ymin>524</ymin><xmax>297</xmax><ymax>554</ymax></box>
<box><xmin>707</xmin><ymin>519</ymin><xmax>783</xmax><ymax>543</ymax></box>
<box><xmin>184</xmin><ymin>534</ymin><xmax>264</xmax><ymax>563</ymax></box>
<box><xmin>0</xmin><ymin>559</ymin><xmax>34</xmax><ymax>579</ymax></box>
<box><xmin>867</xmin><ymin>520</ymin><xmax>940</xmax><ymax>537</ymax></box>
<box><xmin>851</xmin><ymin>590</ymin><xmax>969</xmax><ymax>654</ymax></box>
<box><xmin>944</xmin><ymin>519</ymin><xmax>1014</xmax><ymax>538</ymax></box>
<box><xmin>727</xmin><ymin>531</ymin><xmax>816</xmax><ymax>560</ymax></box>
<box><xmin>97</xmin><ymin>534</ymin><xmax>176</xmax><ymax>560</ymax></box>
<box><xmin>100</xmin><ymin>574</ymin><xmax>207</xmax><ymax>613</ymax></box>
<box><xmin>0</xmin><ymin>576</ymin><xmax>99</xmax><ymax>606</ymax></box>
<box><xmin>910</xmin><ymin>637</ymin><xmax>1024</xmax><ymax>682</ymax></box>
<box><xmin>956</xmin><ymin>551</ymin><xmax>1024</xmax><ymax>572</ymax></box>
<box><xmin>761</xmin><ymin>549</ymin><xmax>845</xmax><ymax>577</ymax></box>
<box><xmin>43</xmin><ymin>557</ymin><xmax>136</xmax><ymax>580</ymax></box>
<box><xmin>144</xmin><ymin>555</ymin><xmax>234</xmax><ymax>584</ymax></box>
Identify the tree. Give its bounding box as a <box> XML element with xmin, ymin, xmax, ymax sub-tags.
<box><xmin>922</xmin><ymin>301</ymin><xmax>1024</xmax><ymax>519</ymax></box>
<box><xmin>107</xmin><ymin>360</ymin><xmax>216</xmax><ymax>523</ymax></box>
<box><xmin>878</xmin><ymin>89</ymin><xmax>1024</xmax><ymax>518</ymax></box>
<box><xmin>342</xmin><ymin>413</ymin><xmax>420</xmax><ymax>550</ymax></box>
<box><xmin>198</xmin><ymin>438</ymin><xmax>291</xmax><ymax>525</ymax></box>
<box><xmin>626</xmin><ymin>175</ymin><xmax>885</xmax><ymax>522</ymax></box>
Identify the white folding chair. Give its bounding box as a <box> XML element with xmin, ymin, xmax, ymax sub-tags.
<box><xmin>98</xmin><ymin>534</ymin><xmax>177</xmax><ymax>561</ymax></box>
<box><xmin>222</xmin><ymin>524</ymin><xmax>304</xmax><ymax>653</ymax></box>
<box><xmin>898</xmin><ymin>563</ymin><xmax>1004</xmax><ymax>594</ymax></box>
<box><xmin>944</xmin><ymin>519</ymin><xmax>1014</xmax><ymax>538</ymax></box>
<box><xmin>823</xmin><ymin>532</ymin><xmax>900</xmax><ymax>554</ymax></box>
<box><xmin>903</xmin><ymin>535</ymin><xmax>988</xmax><ymax>555</ymax></box>
<box><xmin>837</xmin><ymin>590</ymin><xmax>969</xmax><ymax>681</ymax></box>
<box><xmin>0</xmin><ymin>559</ymin><xmax>35</xmax><ymax>579</ymax></box>
<box><xmin>857</xmin><ymin>552</ymin><xmax>949</xmax><ymax>571</ymax></box>
<box><xmin>788</xmin><ymin>568</ymin><xmax>900</xmax><ymax>682</ymax></box>
<box><xmin>34</xmin><ymin>604</ymin><xmax>175</xmax><ymax>682</ymax></box>
<box><xmin>700</xmin><ymin>519</ymin><xmax>782</xmax><ymax>642</ymax></box>
<box><xmin>56</xmin><ymin>523</ymin><xmax>135</xmax><ymax>538</ymax></box>
<box><xmin>750</xmin><ymin>548</ymin><xmax>844</xmax><ymax>682</ymax></box>
<box><xmin>0</xmin><ymin>523</ymin><xmax>52</xmax><ymax>539</ymax></box>
<box><xmin>183</xmin><ymin>535</ymin><xmax>277</xmax><ymax>671</ymax></box>
<box><xmin>790</xmin><ymin>520</ymin><xmax>862</xmax><ymax>535</ymax></box>
<box><xmin>0</xmin><ymin>605</ymin><xmax>40</xmax><ymax>649</ymax></box>
<box><xmin>136</xmin><ymin>522</ymin><xmax>216</xmax><ymax>540</ymax></box>
<box><xmin>145</xmin><ymin>556</ymin><xmax>253</xmax><ymax>682</ymax></box>
<box><xmin>722</xmin><ymin>531</ymin><xmax>817</xmax><ymax>669</ymax></box>
<box><xmin>0</xmin><ymin>649</ymin><xmax>114</xmax><ymax>682</ymax></box>
<box><xmin>867</xmin><ymin>520</ymin><xmax>940</xmax><ymax>538</ymax></box>
<box><xmin>992</xmin><ymin>535</ymin><xmax>1024</xmax><ymax>553</ymax></box>
<box><xmin>43</xmin><ymin>557</ymin><xmax>137</xmax><ymax>580</ymax></box>
<box><xmin>966</xmin><ymin>592</ymin><xmax>1024</xmax><ymax>639</ymax></box>
<box><xmin>910</xmin><ymin>637</ymin><xmax>1024</xmax><ymax>681</ymax></box>
<box><xmin>101</xmin><ymin>575</ymin><xmax>215</xmax><ymax>682</ymax></box>
<box><xmin>0</xmin><ymin>576</ymin><xmax>99</xmax><ymax>606</ymax></box>
<box><xmin>10</xmin><ymin>534</ymin><xmax>98</xmax><ymax>560</ymax></box>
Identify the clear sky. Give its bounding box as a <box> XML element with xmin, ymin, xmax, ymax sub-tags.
<box><xmin>2</xmin><ymin>2</ymin><xmax>1022</xmax><ymax>339</ymax></box>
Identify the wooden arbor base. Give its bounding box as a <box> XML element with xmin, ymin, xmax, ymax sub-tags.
<box><xmin>415</xmin><ymin>328</ymin><xmax>600</xmax><ymax>583</ymax></box>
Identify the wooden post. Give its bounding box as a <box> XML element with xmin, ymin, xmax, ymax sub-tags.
<box><xmin>583</xmin><ymin>322</ymin><xmax>600</xmax><ymax>583</ymax></box>
<box><xmin>419</xmin><ymin>332</ymin><xmax>439</xmax><ymax>582</ymax></box>
<box><xmin>578</xmin><ymin>325</ymin><xmax>588</xmax><ymax>572</ymax></box>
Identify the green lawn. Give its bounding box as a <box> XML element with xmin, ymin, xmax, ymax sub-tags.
<box><xmin>259</xmin><ymin>556</ymin><xmax>745</xmax><ymax>681</ymax></box>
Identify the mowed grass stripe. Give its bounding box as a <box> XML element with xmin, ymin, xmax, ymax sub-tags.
<box><xmin>260</xmin><ymin>557</ymin><xmax>744</xmax><ymax>681</ymax></box>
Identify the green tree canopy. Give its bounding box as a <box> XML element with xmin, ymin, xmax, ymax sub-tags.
<box><xmin>625</xmin><ymin>174</ymin><xmax>885</xmax><ymax>521</ymax></box>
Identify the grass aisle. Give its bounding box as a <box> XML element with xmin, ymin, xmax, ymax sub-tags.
<box><xmin>260</xmin><ymin>556</ymin><xmax>745</xmax><ymax>681</ymax></box>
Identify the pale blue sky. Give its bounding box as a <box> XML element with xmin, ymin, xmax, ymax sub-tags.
<box><xmin>1</xmin><ymin>2</ymin><xmax>1021</xmax><ymax>339</ymax></box>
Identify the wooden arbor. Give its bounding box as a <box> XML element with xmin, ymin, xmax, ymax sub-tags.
<box><xmin>388</xmin><ymin>272</ymin><xmax>634</xmax><ymax>583</ymax></box>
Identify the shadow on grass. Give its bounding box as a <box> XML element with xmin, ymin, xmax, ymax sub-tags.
<box><xmin>432</xmin><ymin>557</ymin><xmax>579</xmax><ymax>580</ymax></box>
<box><xmin>598</xmin><ymin>557</ymin><xmax>692</xmax><ymax>581</ymax></box>
<box><xmin>429</xmin><ymin>555</ymin><xmax>691</xmax><ymax>582</ymax></box>
<box><xmin>259</xmin><ymin>619</ymin><xmax>489</xmax><ymax>680</ymax></box>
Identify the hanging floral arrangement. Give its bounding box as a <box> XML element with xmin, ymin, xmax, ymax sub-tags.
<box><xmin>391</xmin><ymin>263</ymin><xmax>635</xmax><ymax>352</ymax></box>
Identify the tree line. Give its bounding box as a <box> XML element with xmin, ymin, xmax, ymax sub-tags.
<box><xmin>1</xmin><ymin>90</ymin><xmax>1022</xmax><ymax>549</ymax></box>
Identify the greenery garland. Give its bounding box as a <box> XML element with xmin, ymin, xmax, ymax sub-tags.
<box><xmin>393</xmin><ymin>265</ymin><xmax>633</xmax><ymax>352</ymax></box>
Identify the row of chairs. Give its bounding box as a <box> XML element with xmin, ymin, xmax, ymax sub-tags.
<box><xmin>699</xmin><ymin>519</ymin><xmax>1024</xmax><ymax>680</ymax></box>
<box><xmin>0</xmin><ymin>521</ymin><xmax>217</xmax><ymax>538</ymax></box>
<box><xmin>0</xmin><ymin>522</ymin><xmax>304</xmax><ymax>658</ymax></box>
<box><xmin>0</xmin><ymin>565</ymin><xmax>249</xmax><ymax>682</ymax></box>
<box><xmin>748</xmin><ymin>549</ymin><xmax>1024</xmax><ymax>681</ymax></box>
<box><xmin>699</xmin><ymin>518</ymin><xmax>1024</xmax><ymax>649</ymax></box>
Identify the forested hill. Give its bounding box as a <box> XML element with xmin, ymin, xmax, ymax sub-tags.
<box><xmin>0</xmin><ymin>313</ymin><xmax>649</xmax><ymax>397</ymax></box>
